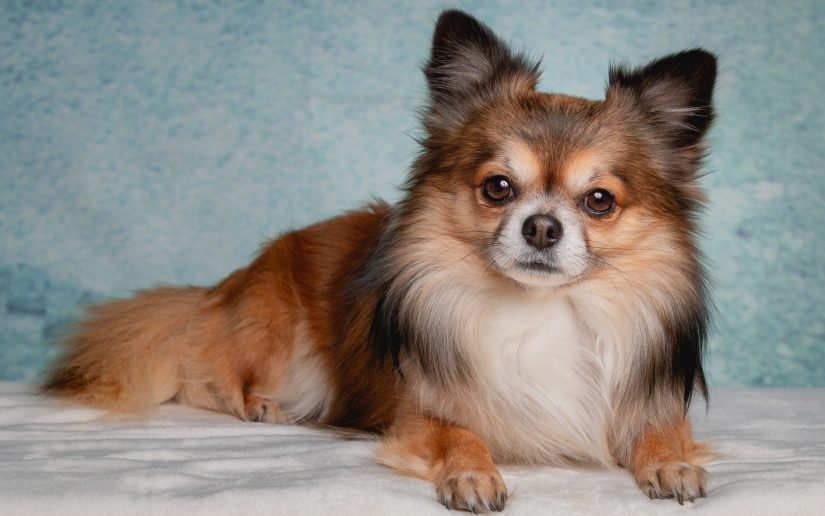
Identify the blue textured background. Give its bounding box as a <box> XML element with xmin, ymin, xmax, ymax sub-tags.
<box><xmin>1</xmin><ymin>1</ymin><xmax>823</xmax><ymax>386</ymax></box>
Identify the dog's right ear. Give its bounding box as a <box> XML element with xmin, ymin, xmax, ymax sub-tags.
<box><xmin>424</xmin><ymin>10</ymin><xmax>540</xmax><ymax>132</ymax></box>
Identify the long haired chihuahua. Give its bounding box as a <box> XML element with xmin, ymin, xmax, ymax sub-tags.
<box><xmin>43</xmin><ymin>10</ymin><xmax>717</xmax><ymax>512</ymax></box>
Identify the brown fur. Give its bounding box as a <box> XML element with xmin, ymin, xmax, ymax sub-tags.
<box><xmin>376</xmin><ymin>400</ymin><xmax>507</xmax><ymax>511</ymax></box>
<box><xmin>44</xmin><ymin>203</ymin><xmax>400</xmax><ymax>427</ymax></box>
<box><xmin>630</xmin><ymin>419</ymin><xmax>716</xmax><ymax>504</ymax></box>
<box><xmin>43</xmin><ymin>10</ymin><xmax>718</xmax><ymax>512</ymax></box>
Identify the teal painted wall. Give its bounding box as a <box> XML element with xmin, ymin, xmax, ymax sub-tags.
<box><xmin>1</xmin><ymin>1</ymin><xmax>823</xmax><ymax>386</ymax></box>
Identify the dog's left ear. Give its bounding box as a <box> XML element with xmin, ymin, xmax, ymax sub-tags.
<box><xmin>423</xmin><ymin>10</ymin><xmax>541</xmax><ymax>133</ymax></box>
<box><xmin>607</xmin><ymin>49</ymin><xmax>717</xmax><ymax>151</ymax></box>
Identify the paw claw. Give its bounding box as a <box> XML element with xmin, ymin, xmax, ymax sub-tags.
<box><xmin>636</xmin><ymin>461</ymin><xmax>707</xmax><ymax>504</ymax></box>
<box><xmin>437</xmin><ymin>470</ymin><xmax>507</xmax><ymax>512</ymax></box>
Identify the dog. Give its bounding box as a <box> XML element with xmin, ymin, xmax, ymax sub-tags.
<box><xmin>42</xmin><ymin>9</ymin><xmax>717</xmax><ymax>512</ymax></box>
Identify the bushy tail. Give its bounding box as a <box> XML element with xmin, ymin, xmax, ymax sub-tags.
<box><xmin>41</xmin><ymin>287</ymin><xmax>211</xmax><ymax>414</ymax></box>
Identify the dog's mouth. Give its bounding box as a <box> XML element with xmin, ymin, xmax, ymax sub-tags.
<box><xmin>515</xmin><ymin>261</ymin><xmax>561</xmax><ymax>275</ymax></box>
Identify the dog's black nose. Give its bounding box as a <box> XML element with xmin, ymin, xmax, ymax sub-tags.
<box><xmin>522</xmin><ymin>214</ymin><xmax>563</xmax><ymax>249</ymax></box>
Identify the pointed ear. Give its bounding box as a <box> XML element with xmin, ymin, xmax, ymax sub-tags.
<box><xmin>424</xmin><ymin>10</ymin><xmax>541</xmax><ymax>132</ymax></box>
<box><xmin>607</xmin><ymin>49</ymin><xmax>717</xmax><ymax>149</ymax></box>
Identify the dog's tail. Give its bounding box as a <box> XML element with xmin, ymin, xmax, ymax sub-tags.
<box><xmin>41</xmin><ymin>287</ymin><xmax>213</xmax><ymax>415</ymax></box>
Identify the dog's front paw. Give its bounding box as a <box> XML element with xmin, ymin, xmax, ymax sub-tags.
<box><xmin>636</xmin><ymin>461</ymin><xmax>707</xmax><ymax>504</ymax></box>
<box><xmin>437</xmin><ymin>469</ymin><xmax>507</xmax><ymax>513</ymax></box>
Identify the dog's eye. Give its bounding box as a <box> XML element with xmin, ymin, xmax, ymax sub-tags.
<box><xmin>482</xmin><ymin>175</ymin><xmax>516</xmax><ymax>203</ymax></box>
<box><xmin>583</xmin><ymin>189</ymin><xmax>615</xmax><ymax>215</ymax></box>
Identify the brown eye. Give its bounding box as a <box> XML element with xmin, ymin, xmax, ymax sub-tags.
<box><xmin>583</xmin><ymin>189</ymin><xmax>615</xmax><ymax>215</ymax></box>
<box><xmin>482</xmin><ymin>175</ymin><xmax>515</xmax><ymax>203</ymax></box>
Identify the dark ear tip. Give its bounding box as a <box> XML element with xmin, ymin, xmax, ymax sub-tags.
<box><xmin>677</xmin><ymin>48</ymin><xmax>718</xmax><ymax>77</ymax></box>
<box><xmin>679</xmin><ymin>48</ymin><xmax>717</xmax><ymax>63</ymax></box>
<box><xmin>609</xmin><ymin>48</ymin><xmax>718</xmax><ymax>92</ymax></box>
<box><xmin>435</xmin><ymin>9</ymin><xmax>478</xmax><ymax>33</ymax></box>
<box><xmin>432</xmin><ymin>9</ymin><xmax>489</xmax><ymax>49</ymax></box>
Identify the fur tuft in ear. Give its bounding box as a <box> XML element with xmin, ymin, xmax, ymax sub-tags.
<box><xmin>607</xmin><ymin>49</ymin><xmax>717</xmax><ymax>149</ymax></box>
<box><xmin>424</xmin><ymin>10</ymin><xmax>540</xmax><ymax>132</ymax></box>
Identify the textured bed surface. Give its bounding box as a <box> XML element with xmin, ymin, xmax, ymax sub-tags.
<box><xmin>1</xmin><ymin>384</ymin><xmax>823</xmax><ymax>515</ymax></box>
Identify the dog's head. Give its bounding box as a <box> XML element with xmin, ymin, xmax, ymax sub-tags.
<box><xmin>404</xmin><ymin>10</ymin><xmax>716</xmax><ymax>290</ymax></box>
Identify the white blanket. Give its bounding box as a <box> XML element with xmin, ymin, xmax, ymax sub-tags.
<box><xmin>1</xmin><ymin>384</ymin><xmax>823</xmax><ymax>515</ymax></box>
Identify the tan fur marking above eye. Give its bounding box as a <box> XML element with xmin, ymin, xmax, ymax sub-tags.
<box><xmin>559</xmin><ymin>149</ymin><xmax>604</xmax><ymax>193</ymax></box>
<box><xmin>560</xmin><ymin>148</ymin><xmax>627</xmax><ymax>208</ymax></box>
<box><xmin>473</xmin><ymin>139</ymin><xmax>542</xmax><ymax>195</ymax></box>
<box><xmin>474</xmin><ymin>162</ymin><xmax>507</xmax><ymax>189</ymax></box>
<box><xmin>504</xmin><ymin>139</ymin><xmax>543</xmax><ymax>192</ymax></box>
<box><xmin>560</xmin><ymin>149</ymin><xmax>631</xmax><ymax>222</ymax></box>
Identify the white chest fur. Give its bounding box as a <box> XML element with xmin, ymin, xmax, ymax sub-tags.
<box><xmin>412</xmin><ymin>288</ymin><xmax>617</xmax><ymax>467</ymax></box>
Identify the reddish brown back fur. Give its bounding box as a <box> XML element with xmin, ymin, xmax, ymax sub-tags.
<box><xmin>44</xmin><ymin>203</ymin><xmax>399</xmax><ymax>428</ymax></box>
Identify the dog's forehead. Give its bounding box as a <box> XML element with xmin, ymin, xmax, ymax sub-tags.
<box><xmin>491</xmin><ymin>93</ymin><xmax>615</xmax><ymax>191</ymax></box>
<box><xmin>498</xmin><ymin>138</ymin><xmax>614</xmax><ymax>196</ymax></box>
<box><xmin>519</xmin><ymin>92</ymin><xmax>602</xmax><ymax>134</ymax></box>
<box><xmin>502</xmin><ymin>142</ymin><xmax>608</xmax><ymax>194</ymax></box>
